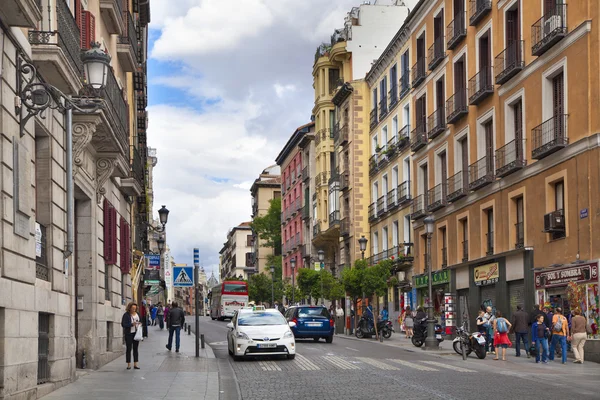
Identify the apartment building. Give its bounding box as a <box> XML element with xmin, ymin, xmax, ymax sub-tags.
<box><xmin>311</xmin><ymin>1</ymin><xmax>415</xmax><ymax>277</ymax></box>
<box><xmin>219</xmin><ymin>222</ymin><xmax>254</xmax><ymax>280</ymax></box>
<box><xmin>276</xmin><ymin>122</ymin><xmax>314</xmax><ymax>279</ymax></box>
<box><xmin>0</xmin><ymin>0</ymin><xmax>152</xmax><ymax>396</ymax></box>
<box><xmin>249</xmin><ymin>166</ymin><xmax>281</xmax><ymax>274</ymax></box>
<box><xmin>298</xmin><ymin>123</ymin><xmax>317</xmax><ymax>271</ymax></box>
<box><xmin>401</xmin><ymin>0</ymin><xmax>600</xmax><ymax>352</ymax></box>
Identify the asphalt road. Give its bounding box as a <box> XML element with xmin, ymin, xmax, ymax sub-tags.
<box><xmin>195</xmin><ymin>317</ymin><xmax>598</xmax><ymax>400</ymax></box>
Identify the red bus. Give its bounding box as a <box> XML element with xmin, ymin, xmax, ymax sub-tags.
<box><xmin>209</xmin><ymin>281</ymin><xmax>248</xmax><ymax>320</ymax></box>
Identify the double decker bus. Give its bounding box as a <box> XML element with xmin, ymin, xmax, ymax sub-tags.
<box><xmin>209</xmin><ymin>280</ymin><xmax>248</xmax><ymax>320</ymax></box>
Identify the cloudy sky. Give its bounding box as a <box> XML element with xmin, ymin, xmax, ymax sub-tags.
<box><xmin>147</xmin><ymin>0</ymin><xmax>359</xmax><ymax>278</ymax></box>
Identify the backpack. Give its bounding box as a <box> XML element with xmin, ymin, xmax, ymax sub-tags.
<box><xmin>553</xmin><ymin>316</ymin><xmax>564</xmax><ymax>332</ymax></box>
<box><xmin>497</xmin><ymin>318</ymin><xmax>508</xmax><ymax>333</ymax></box>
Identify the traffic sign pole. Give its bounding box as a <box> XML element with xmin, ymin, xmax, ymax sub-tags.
<box><xmin>194</xmin><ymin>248</ymin><xmax>200</xmax><ymax>358</ymax></box>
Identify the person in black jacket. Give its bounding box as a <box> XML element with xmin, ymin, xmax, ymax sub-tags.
<box><xmin>121</xmin><ymin>302</ymin><xmax>141</xmax><ymax>369</ymax></box>
<box><xmin>166</xmin><ymin>302</ymin><xmax>185</xmax><ymax>352</ymax></box>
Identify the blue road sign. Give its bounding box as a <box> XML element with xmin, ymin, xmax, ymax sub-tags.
<box><xmin>146</xmin><ymin>254</ymin><xmax>161</xmax><ymax>269</ymax></box>
<box><xmin>193</xmin><ymin>248</ymin><xmax>200</xmax><ymax>266</ymax></box>
<box><xmin>173</xmin><ymin>266</ymin><xmax>194</xmax><ymax>287</ymax></box>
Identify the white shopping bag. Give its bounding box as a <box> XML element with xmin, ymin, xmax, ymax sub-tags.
<box><xmin>134</xmin><ymin>327</ymin><xmax>143</xmax><ymax>341</ymax></box>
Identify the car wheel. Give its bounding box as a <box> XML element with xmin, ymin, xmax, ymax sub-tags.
<box><xmin>313</xmin><ymin>338</ymin><xmax>320</xmax><ymax>342</ymax></box>
<box><xmin>233</xmin><ymin>355</ymin><xmax>243</xmax><ymax>361</ymax></box>
<box><xmin>287</xmin><ymin>354</ymin><xmax>296</xmax><ymax>360</ymax></box>
<box><xmin>326</xmin><ymin>335</ymin><xmax>333</xmax><ymax>344</ymax></box>
<box><xmin>211</xmin><ymin>317</ymin><xmax>216</xmax><ymax>320</ymax></box>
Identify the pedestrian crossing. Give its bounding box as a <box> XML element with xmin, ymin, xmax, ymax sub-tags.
<box><xmin>245</xmin><ymin>354</ymin><xmax>477</xmax><ymax>374</ymax></box>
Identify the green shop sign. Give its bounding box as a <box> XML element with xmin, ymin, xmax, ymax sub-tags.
<box><xmin>414</xmin><ymin>270</ymin><xmax>450</xmax><ymax>289</ymax></box>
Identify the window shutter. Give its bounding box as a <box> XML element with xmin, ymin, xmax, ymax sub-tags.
<box><xmin>110</xmin><ymin>207</ymin><xmax>118</xmax><ymax>264</ymax></box>
<box><xmin>120</xmin><ymin>218</ymin><xmax>131</xmax><ymax>274</ymax></box>
<box><xmin>81</xmin><ymin>11</ymin><xmax>95</xmax><ymax>50</ymax></box>
<box><xmin>104</xmin><ymin>199</ymin><xmax>113</xmax><ymax>264</ymax></box>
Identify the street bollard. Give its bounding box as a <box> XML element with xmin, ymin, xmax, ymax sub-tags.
<box><xmin>188</xmin><ymin>325</ymin><xmax>191</xmax><ymax>335</ymax></box>
<box><xmin>201</xmin><ymin>334</ymin><xmax>205</xmax><ymax>349</ymax></box>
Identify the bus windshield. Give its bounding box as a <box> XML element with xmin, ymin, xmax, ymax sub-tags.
<box><xmin>224</xmin><ymin>283</ymin><xmax>247</xmax><ymax>293</ymax></box>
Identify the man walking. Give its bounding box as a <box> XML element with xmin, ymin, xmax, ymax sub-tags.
<box><xmin>511</xmin><ymin>305</ymin><xmax>530</xmax><ymax>358</ymax></box>
<box><xmin>549</xmin><ymin>307</ymin><xmax>569</xmax><ymax>364</ymax></box>
<box><xmin>157</xmin><ymin>303</ymin><xmax>165</xmax><ymax>330</ymax></box>
<box><xmin>335</xmin><ymin>303</ymin><xmax>345</xmax><ymax>335</ymax></box>
<box><xmin>166</xmin><ymin>302</ymin><xmax>185</xmax><ymax>353</ymax></box>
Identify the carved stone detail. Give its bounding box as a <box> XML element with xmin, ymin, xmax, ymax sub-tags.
<box><xmin>96</xmin><ymin>157</ymin><xmax>116</xmax><ymax>203</ymax></box>
<box><xmin>72</xmin><ymin>121</ymin><xmax>96</xmax><ymax>167</ymax></box>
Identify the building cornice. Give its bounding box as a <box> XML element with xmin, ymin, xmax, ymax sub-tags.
<box><xmin>332</xmin><ymin>83</ymin><xmax>354</xmax><ymax>106</ymax></box>
<box><xmin>275</xmin><ymin>122</ymin><xmax>315</xmax><ymax>165</ymax></box>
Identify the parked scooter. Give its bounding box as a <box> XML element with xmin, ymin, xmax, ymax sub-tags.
<box><xmin>452</xmin><ymin>322</ymin><xmax>487</xmax><ymax>359</ymax></box>
<box><xmin>411</xmin><ymin>317</ymin><xmax>444</xmax><ymax>347</ymax></box>
<box><xmin>355</xmin><ymin>315</ymin><xmax>394</xmax><ymax>339</ymax></box>
<box><xmin>379</xmin><ymin>320</ymin><xmax>394</xmax><ymax>339</ymax></box>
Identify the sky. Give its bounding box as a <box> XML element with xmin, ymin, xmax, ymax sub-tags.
<box><xmin>147</xmin><ymin>0</ymin><xmax>360</xmax><ymax>278</ymax></box>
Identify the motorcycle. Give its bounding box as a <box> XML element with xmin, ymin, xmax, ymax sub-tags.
<box><xmin>411</xmin><ymin>317</ymin><xmax>444</xmax><ymax>347</ymax></box>
<box><xmin>380</xmin><ymin>320</ymin><xmax>394</xmax><ymax>339</ymax></box>
<box><xmin>355</xmin><ymin>316</ymin><xmax>394</xmax><ymax>339</ymax></box>
<box><xmin>452</xmin><ymin>322</ymin><xmax>487</xmax><ymax>359</ymax></box>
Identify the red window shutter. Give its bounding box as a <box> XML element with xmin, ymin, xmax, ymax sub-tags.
<box><xmin>81</xmin><ymin>11</ymin><xmax>96</xmax><ymax>50</ymax></box>
<box><xmin>120</xmin><ymin>218</ymin><xmax>131</xmax><ymax>274</ymax></box>
<box><xmin>110</xmin><ymin>207</ymin><xmax>118</xmax><ymax>264</ymax></box>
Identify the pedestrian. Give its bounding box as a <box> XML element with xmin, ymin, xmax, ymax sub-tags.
<box><xmin>151</xmin><ymin>305</ymin><xmax>157</xmax><ymax>326</ymax></box>
<box><xmin>415</xmin><ymin>306</ymin><xmax>426</xmax><ymax>321</ymax></box>
<box><xmin>157</xmin><ymin>303</ymin><xmax>165</xmax><ymax>330</ymax></box>
<box><xmin>483</xmin><ymin>306</ymin><xmax>495</xmax><ymax>354</ymax></box>
<box><xmin>121</xmin><ymin>302</ymin><xmax>141</xmax><ymax>370</ymax></box>
<box><xmin>549</xmin><ymin>307</ymin><xmax>569</xmax><ymax>364</ymax></box>
<box><xmin>140</xmin><ymin>300</ymin><xmax>148</xmax><ymax>338</ymax></box>
<box><xmin>164</xmin><ymin>302</ymin><xmax>171</xmax><ymax>330</ymax></box>
<box><xmin>511</xmin><ymin>305</ymin><xmax>530</xmax><ymax>358</ymax></box>
<box><xmin>335</xmin><ymin>303</ymin><xmax>345</xmax><ymax>335</ymax></box>
<box><xmin>278</xmin><ymin>302</ymin><xmax>285</xmax><ymax>315</ymax></box>
<box><xmin>166</xmin><ymin>302</ymin><xmax>185</xmax><ymax>353</ymax></box>
<box><xmin>492</xmin><ymin>310</ymin><xmax>512</xmax><ymax>361</ymax></box>
<box><xmin>476</xmin><ymin>309</ymin><xmax>487</xmax><ymax>334</ymax></box>
<box><xmin>570</xmin><ymin>309</ymin><xmax>589</xmax><ymax>363</ymax></box>
<box><xmin>529</xmin><ymin>304</ymin><xmax>545</xmax><ymax>326</ymax></box>
<box><xmin>329</xmin><ymin>304</ymin><xmax>335</xmax><ymax>320</ymax></box>
<box><xmin>531</xmin><ymin>314</ymin><xmax>550</xmax><ymax>363</ymax></box>
<box><xmin>403</xmin><ymin>306</ymin><xmax>414</xmax><ymax>339</ymax></box>
<box><xmin>349</xmin><ymin>303</ymin><xmax>355</xmax><ymax>335</ymax></box>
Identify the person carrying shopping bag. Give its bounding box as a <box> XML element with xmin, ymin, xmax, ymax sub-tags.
<box><xmin>121</xmin><ymin>302</ymin><xmax>142</xmax><ymax>370</ymax></box>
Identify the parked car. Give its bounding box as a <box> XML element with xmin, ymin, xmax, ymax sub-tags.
<box><xmin>284</xmin><ymin>306</ymin><xmax>334</xmax><ymax>343</ymax></box>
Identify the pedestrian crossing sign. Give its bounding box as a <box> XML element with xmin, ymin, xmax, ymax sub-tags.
<box><xmin>173</xmin><ymin>266</ymin><xmax>194</xmax><ymax>287</ymax></box>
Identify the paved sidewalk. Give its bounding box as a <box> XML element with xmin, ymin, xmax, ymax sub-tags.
<box><xmin>41</xmin><ymin>325</ymin><xmax>220</xmax><ymax>400</ymax></box>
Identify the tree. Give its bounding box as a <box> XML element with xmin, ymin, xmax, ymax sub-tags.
<box><xmin>248</xmin><ymin>273</ymin><xmax>271</xmax><ymax>304</ymax></box>
<box><xmin>283</xmin><ymin>280</ymin><xmax>302</xmax><ymax>304</ymax></box>
<box><xmin>297</xmin><ymin>268</ymin><xmax>320</xmax><ymax>304</ymax></box>
<box><xmin>251</xmin><ymin>197</ymin><xmax>281</xmax><ymax>253</ymax></box>
<box><xmin>341</xmin><ymin>259</ymin><xmax>367</xmax><ymax>301</ymax></box>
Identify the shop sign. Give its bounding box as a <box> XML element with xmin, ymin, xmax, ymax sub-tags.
<box><xmin>145</xmin><ymin>254</ymin><xmax>161</xmax><ymax>270</ymax></box>
<box><xmin>474</xmin><ymin>263</ymin><xmax>499</xmax><ymax>286</ymax></box>
<box><xmin>144</xmin><ymin>269</ymin><xmax>160</xmax><ymax>285</ymax></box>
<box><xmin>414</xmin><ymin>270</ymin><xmax>450</xmax><ymax>289</ymax></box>
<box><xmin>534</xmin><ymin>262</ymin><xmax>598</xmax><ymax>289</ymax></box>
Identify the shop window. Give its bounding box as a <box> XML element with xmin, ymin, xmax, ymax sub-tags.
<box><xmin>551</xmin><ymin>180</ymin><xmax>565</xmax><ymax>240</ymax></box>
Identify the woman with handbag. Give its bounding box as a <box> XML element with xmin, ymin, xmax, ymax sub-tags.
<box><xmin>121</xmin><ymin>302</ymin><xmax>142</xmax><ymax>370</ymax></box>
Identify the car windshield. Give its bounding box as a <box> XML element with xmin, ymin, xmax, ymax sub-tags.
<box><xmin>238</xmin><ymin>312</ymin><xmax>286</xmax><ymax>326</ymax></box>
<box><xmin>297</xmin><ymin>307</ymin><xmax>329</xmax><ymax>319</ymax></box>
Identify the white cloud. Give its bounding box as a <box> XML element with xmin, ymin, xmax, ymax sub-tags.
<box><xmin>273</xmin><ymin>83</ymin><xmax>296</xmax><ymax>98</ymax></box>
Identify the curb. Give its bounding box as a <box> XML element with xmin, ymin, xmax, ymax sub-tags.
<box><xmin>336</xmin><ymin>334</ymin><xmax>456</xmax><ymax>356</ymax></box>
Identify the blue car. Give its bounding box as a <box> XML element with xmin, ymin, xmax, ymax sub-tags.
<box><xmin>284</xmin><ymin>306</ymin><xmax>334</xmax><ymax>343</ymax></box>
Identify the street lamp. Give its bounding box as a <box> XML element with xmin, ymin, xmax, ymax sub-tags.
<box><xmin>318</xmin><ymin>250</ymin><xmax>325</xmax><ymax>306</ymax></box>
<box><xmin>358</xmin><ymin>236</ymin><xmax>368</xmax><ymax>314</ymax></box>
<box><xmin>423</xmin><ymin>215</ymin><xmax>439</xmax><ymax>351</ymax></box>
<box><xmin>290</xmin><ymin>257</ymin><xmax>296</xmax><ymax>305</ymax></box>
<box><xmin>270</xmin><ymin>265</ymin><xmax>275</xmax><ymax>307</ymax></box>
<box><xmin>156</xmin><ymin>237</ymin><xmax>165</xmax><ymax>254</ymax></box>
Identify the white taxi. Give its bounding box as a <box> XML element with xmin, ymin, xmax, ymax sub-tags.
<box><xmin>227</xmin><ymin>307</ymin><xmax>296</xmax><ymax>360</ymax></box>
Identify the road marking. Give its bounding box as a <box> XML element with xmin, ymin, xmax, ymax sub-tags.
<box><xmin>322</xmin><ymin>356</ymin><xmax>361</xmax><ymax>370</ymax></box>
<box><xmin>387</xmin><ymin>359</ymin><xmax>439</xmax><ymax>371</ymax></box>
<box><xmin>259</xmin><ymin>361</ymin><xmax>282</xmax><ymax>371</ymax></box>
<box><xmin>355</xmin><ymin>357</ymin><xmax>399</xmax><ymax>370</ymax></box>
<box><xmin>421</xmin><ymin>361</ymin><xmax>476</xmax><ymax>373</ymax></box>
<box><xmin>294</xmin><ymin>354</ymin><xmax>320</xmax><ymax>371</ymax></box>
<box><xmin>345</xmin><ymin>347</ymin><xmax>359</xmax><ymax>352</ymax></box>
<box><xmin>209</xmin><ymin>341</ymin><xmax>228</xmax><ymax>346</ymax></box>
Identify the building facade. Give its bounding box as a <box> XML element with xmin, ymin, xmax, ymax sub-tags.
<box><xmin>219</xmin><ymin>222</ymin><xmax>254</xmax><ymax>280</ymax></box>
<box><xmin>276</xmin><ymin>123</ymin><xmax>313</xmax><ymax>279</ymax></box>
<box><xmin>250</xmin><ymin>165</ymin><xmax>281</xmax><ymax>274</ymax></box>
<box><xmin>298</xmin><ymin>124</ymin><xmax>317</xmax><ymax>274</ymax></box>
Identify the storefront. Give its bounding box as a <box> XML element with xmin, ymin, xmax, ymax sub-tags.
<box><xmin>413</xmin><ymin>269</ymin><xmax>450</xmax><ymax>315</ymax></box>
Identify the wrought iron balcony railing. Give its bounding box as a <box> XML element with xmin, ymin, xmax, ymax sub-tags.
<box><xmin>410</xmin><ymin>194</ymin><xmax>427</xmax><ymax>220</ymax></box>
<box><xmin>469</xmin><ymin>0</ymin><xmax>492</xmax><ymax>26</ymax></box>
<box><xmin>447</xmin><ymin>12</ymin><xmax>467</xmax><ymax>50</ymax></box>
<box><xmin>446</xmin><ymin>170</ymin><xmax>468</xmax><ymax>203</ymax></box>
<box><xmin>302</xmin><ymin>166</ymin><xmax>309</xmax><ymax>182</ymax></box>
<box><xmin>387</xmin><ymin>188</ymin><xmax>398</xmax><ymax>211</ymax></box>
<box><xmin>341</xmin><ymin>217</ymin><xmax>350</xmax><ymax>237</ymax></box>
<box><xmin>468</xmin><ymin>67</ymin><xmax>494</xmax><ymax>105</ymax></box>
<box><xmin>427</xmin><ymin>108</ymin><xmax>446</xmax><ymax>139</ymax></box>
<box><xmin>486</xmin><ymin>231</ymin><xmax>494</xmax><ymax>256</ymax></box>
<box><xmin>427</xmin><ymin>183</ymin><xmax>446</xmax><ymax>212</ymax></box>
<box><xmin>441</xmin><ymin>247</ymin><xmax>448</xmax><ymax>268</ymax></box>
<box><xmin>334</xmin><ymin>123</ymin><xmax>349</xmax><ymax>146</ymax></box>
<box><xmin>302</xmin><ymin>203</ymin><xmax>310</xmax><ymax>220</ymax></box>
<box><xmin>428</xmin><ymin>37</ymin><xmax>446</xmax><ymax>70</ymax></box>
<box><xmin>410</xmin><ymin>124</ymin><xmax>428</xmax><ymax>152</ymax></box>
<box><xmin>101</xmin><ymin>67</ymin><xmax>130</xmax><ymax>152</ymax></box>
<box><xmin>397</xmin><ymin>180</ymin><xmax>411</xmax><ymax>204</ymax></box>
<box><xmin>532</xmin><ymin>114</ymin><xmax>568</xmax><ymax>159</ymax></box>
<box><xmin>515</xmin><ymin>222</ymin><xmax>525</xmax><ymax>249</ymax></box>
<box><xmin>400</xmin><ymin>73</ymin><xmax>411</xmax><ymax>99</ymax></box>
<box><xmin>411</xmin><ymin>58</ymin><xmax>426</xmax><ymax>88</ymax></box>
<box><xmin>370</xmin><ymin>107</ymin><xmax>378</xmax><ymax>130</ymax></box>
<box><xmin>315</xmin><ymin>171</ymin><xmax>330</xmax><ymax>187</ymax></box>
<box><xmin>462</xmin><ymin>240</ymin><xmax>469</xmax><ymax>262</ymax></box>
<box><xmin>532</xmin><ymin>4</ymin><xmax>567</xmax><ymax>56</ymax></box>
<box><xmin>340</xmin><ymin>172</ymin><xmax>350</xmax><ymax>191</ymax></box>
<box><xmin>368</xmin><ymin>202</ymin><xmax>377</xmax><ymax>222</ymax></box>
<box><xmin>495</xmin><ymin>40</ymin><xmax>524</xmax><ymax>85</ymax></box>
<box><xmin>329</xmin><ymin>210</ymin><xmax>341</xmax><ymax>226</ymax></box>
<box><xmin>468</xmin><ymin>155</ymin><xmax>494</xmax><ymax>191</ymax></box>
<box><xmin>130</xmin><ymin>145</ymin><xmax>145</xmax><ymax>189</ymax></box>
<box><xmin>119</xmin><ymin>11</ymin><xmax>139</xmax><ymax>63</ymax></box>
<box><xmin>379</xmin><ymin>97</ymin><xmax>388</xmax><ymax>119</ymax></box>
<box><xmin>397</xmin><ymin>125</ymin><xmax>411</xmax><ymax>152</ymax></box>
<box><xmin>377</xmin><ymin>196</ymin><xmax>386</xmax><ymax>216</ymax></box>
<box><xmin>388</xmin><ymin>83</ymin><xmax>398</xmax><ymax>108</ymax></box>
<box><xmin>446</xmin><ymin>90</ymin><xmax>468</xmax><ymax>124</ymax></box>
<box><xmin>495</xmin><ymin>139</ymin><xmax>526</xmax><ymax>177</ymax></box>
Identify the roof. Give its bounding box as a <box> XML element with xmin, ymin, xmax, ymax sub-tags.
<box><xmin>274</xmin><ymin>121</ymin><xmax>315</xmax><ymax>165</ymax></box>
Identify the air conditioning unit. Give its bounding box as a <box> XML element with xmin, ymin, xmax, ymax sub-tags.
<box><xmin>544</xmin><ymin>15</ymin><xmax>562</xmax><ymax>35</ymax></box>
<box><xmin>543</xmin><ymin>210</ymin><xmax>565</xmax><ymax>232</ymax></box>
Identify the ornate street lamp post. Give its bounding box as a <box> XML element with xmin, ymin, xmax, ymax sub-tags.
<box><xmin>318</xmin><ymin>250</ymin><xmax>325</xmax><ymax>306</ymax></box>
<box><xmin>358</xmin><ymin>236</ymin><xmax>368</xmax><ymax>314</ymax></box>
<box><xmin>270</xmin><ymin>265</ymin><xmax>275</xmax><ymax>307</ymax></box>
<box><xmin>290</xmin><ymin>257</ymin><xmax>296</xmax><ymax>305</ymax></box>
<box><xmin>423</xmin><ymin>215</ymin><xmax>439</xmax><ymax>350</ymax></box>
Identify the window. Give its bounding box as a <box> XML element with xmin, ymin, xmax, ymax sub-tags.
<box><xmin>372</xmin><ymin>135</ymin><xmax>378</xmax><ymax>155</ymax></box>
<box><xmin>372</xmin><ymin>182</ymin><xmax>379</xmax><ymax>205</ymax></box>
<box><xmin>105</xmin><ymin>264</ymin><xmax>110</xmax><ymax>301</ymax></box>
<box><xmin>515</xmin><ymin>196</ymin><xmax>524</xmax><ymax>248</ymax></box>
<box><xmin>461</xmin><ymin>218</ymin><xmax>468</xmax><ymax>262</ymax></box>
<box><xmin>382</xmin><ymin>227</ymin><xmax>389</xmax><ymax>251</ymax></box>
<box><xmin>486</xmin><ymin>209</ymin><xmax>494</xmax><ymax>255</ymax></box>
<box><xmin>392</xmin><ymin>220</ymin><xmax>399</xmax><ymax>247</ymax></box>
<box><xmin>440</xmin><ymin>227</ymin><xmax>448</xmax><ymax>268</ymax></box>
<box><xmin>394</xmin><ymin>286</ymin><xmax>400</xmax><ymax>312</ymax></box>
<box><xmin>552</xmin><ymin>181</ymin><xmax>565</xmax><ymax>240</ymax></box>
<box><xmin>38</xmin><ymin>313</ymin><xmax>50</xmax><ymax>384</ymax></box>
<box><xmin>373</xmin><ymin>232</ymin><xmax>379</xmax><ymax>255</ymax></box>
<box><xmin>382</xmin><ymin>125</ymin><xmax>388</xmax><ymax>146</ymax></box>
<box><xmin>107</xmin><ymin>322</ymin><xmax>112</xmax><ymax>352</ymax></box>
<box><xmin>484</xmin><ymin>120</ymin><xmax>494</xmax><ymax>174</ymax></box>
<box><xmin>103</xmin><ymin>199</ymin><xmax>117</xmax><ymax>265</ymax></box>
<box><xmin>372</xmin><ymin>88</ymin><xmax>378</xmax><ymax>111</ymax></box>
<box><xmin>415</xmin><ymin>94</ymin><xmax>427</xmax><ymax>132</ymax></box>
<box><xmin>392</xmin><ymin>116</ymin><xmax>398</xmax><ymax>138</ymax></box>
<box><xmin>404</xmin><ymin>216</ymin><xmax>411</xmax><ymax>247</ymax></box>
<box><xmin>121</xmin><ymin>274</ymin><xmax>126</xmax><ymax>305</ymax></box>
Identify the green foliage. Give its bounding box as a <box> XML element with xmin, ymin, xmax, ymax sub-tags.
<box><xmin>248</xmin><ymin>273</ymin><xmax>271</xmax><ymax>303</ymax></box>
<box><xmin>297</xmin><ymin>268</ymin><xmax>320</xmax><ymax>303</ymax></box>
<box><xmin>283</xmin><ymin>280</ymin><xmax>302</xmax><ymax>304</ymax></box>
<box><xmin>341</xmin><ymin>259</ymin><xmax>367</xmax><ymax>300</ymax></box>
<box><xmin>251</xmin><ymin>197</ymin><xmax>282</xmax><ymax>252</ymax></box>
<box><xmin>341</xmin><ymin>259</ymin><xmax>393</xmax><ymax>300</ymax></box>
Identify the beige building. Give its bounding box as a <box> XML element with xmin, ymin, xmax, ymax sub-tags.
<box><xmin>219</xmin><ymin>222</ymin><xmax>254</xmax><ymax>280</ymax></box>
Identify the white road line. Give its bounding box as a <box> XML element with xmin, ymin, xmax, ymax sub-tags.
<box><xmin>345</xmin><ymin>347</ymin><xmax>359</xmax><ymax>352</ymax></box>
<box><xmin>355</xmin><ymin>357</ymin><xmax>399</xmax><ymax>370</ymax></box>
<box><xmin>421</xmin><ymin>361</ymin><xmax>476</xmax><ymax>373</ymax></box>
<box><xmin>322</xmin><ymin>356</ymin><xmax>361</xmax><ymax>370</ymax></box>
<box><xmin>295</xmin><ymin>354</ymin><xmax>320</xmax><ymax>370</ymax></box>
<box><xmin>387</xmin><ymin>359</ymin><xmax>439</xmax><ymax>371</ymax></box>
<box><xmin>259</xmin><ymin>361</ymin><xmax>282</xmax><ymax>371</ymax></box>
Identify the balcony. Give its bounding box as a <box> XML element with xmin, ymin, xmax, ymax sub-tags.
<box><xmin>441</xmin><ymin>247</ymin><xmax>448</xmax><ymax>268</ymax></box>
<box><xmin>377</xmin><ymin>196</ymin><xmax>386</xmax><ymax>216</ymax></box>
<box><xmin>469</xmin><ymin>0</ymin><xmax>491</xmax><ymax>26</ymax></box>
<box><xmin>28</xmin><ymin>0</ymin><xmax>83</xmax><ymax>94</ymax></box>
<box><xmin>329</xmin><ymin>211</ymin><xmax>341</xmax><ymax>227</ymax></box>
<box><xmin>334</xmin><ymin>123</ymin><xmax>349</xmax><ymax>146</ymax></box>
<box><xmin>462</xmin><ymin>240</ymin><xmax>469</xmax><ymax>262</ymax></box>
<box><xmin>340</xmin><ymin>172</ymin><xmax>350</xmax><ymax>191</ymax></box>
<box><xmin>411</xmin><ymin>58</ymin><xmax>427</xmax><ymax>88</ymax></box>
<box><xmin>121</xmin><ymin>145</ymin><xmax>144</xmax><ymax>196</ymax></box>
<box><xmin>387</xmin><ymin>188</ymin><xmax>398</xmax><ymax>212</ymax></box>
<box><xmin>495</xmin><ymin>40</ymin><xmax>524</xmax><ymax>85</ymax></box>
<box><xmin>397</xmin><ymin>180</ymin><xmax>411</xmax><ymax>204</ymax></box>
<box><xmin>341</xmin><ymin>217</ymin><xmax>350</xmax><ymax>237</ymax></box>
<box><xmin>446</xmin><ymin>90</ymin><xmax>468</xmax><ymax>125</ymax></box>
<box><xmin>410</xmin><ymin>194</ymin><xmax>427</xmax><ymax>220</ymax></box>
<box><xmin>447</xmin><ymin>12</ymin><xmax>467</xmax><ymax>50</ymax></box>
<box><xmin>315</xmin><ymin>171</ymin><xmax>330</xmax><ymax>187</ymax></box>
<box><xmin>426</xmin><ymin>184</ymin><xmax>446</xmax><ymax>212</ymax></box>
<box><xmin>427</xmin><ymin>108</ymin><xmax>446</xmax><ymax>140</ymax></box>
<box><xmin>302</xmin><ymin>203</ymin><xmax>310</xmax><ymax>220</ymax></box>
<box><xmin>428</xmin><ymin>37</ymin><xmax>446</xmax><ymax>71</ymax></box>
<box><xmin>302</xmin><ymin>166</ymin><xmax>309</xmax><ymax>182</ymax></box>
<box><xmin>532</xmin><ymin>114</ymin><xmax>568</xmax><ymax>159</ymax></box>
<box><xmin>117</xmin><ymin>11</ymin><xmax>139</xmax><ymax>72</ymax></box>
<box><xmin>410</xmin><ymin>124</ymin><xmax>428</xmax><ymax>152</ymax></box>
<box><xmin>368</xmin><ymin>203</ymin><xmax>377</xmax><ymax>222</ymax></box>
<box><xmin>389</xmin><ymin>83</ymin><xmax>398</xmax><ymax>109</ymax></box>
<box><xmin>468</xmin><ymin>156</ymin><xmax>494</xmax><ymax>191</ymax></box>
<box><xmin>1</xmin><ymin>0</ymin><xmax>41</xmax><ymax>28</ymax></box>
<box><xmin>100</xmin><ymin>0</ymin><xmax>125</xmax><ymax>35</ymax></box>
<box><xmin>532</xmin><ymin>4</ymin><xmax>567</xmax><ymax>57</ymax></box>
<box><xmin>370</xmin><ymin>108</ymin><xmax>378</xmax><ymax>130</ymax></box>
<box><xmin>313</xmin><ymin>222</ymin><xmax>321</xmax><ymax>237</ymax></box>
<box><xmin>486</xmin><ymin>231</ymin><xmax>494</xmax><ymax>256</ymax></box>
<box><xmin>35</xmin><ymin>223</ymin><xmax>49</xmax><ymax>281</ymax></box>
<box><xmin>495</xmin><ymin>139</ymin><xmax>526</xmax><ymax>177</ymax></box>
<box><xmin>397</xmin><ymin>125</ymin><xmax>411</xmax><ymax>152</ymax></box>
<box><xmin>301</xmin><ymin>244</ymin><xmax>310</xmax><ymax>259</ymax></box>
<box><xmin>446</xmin><ymin>171</ymin><xmax>468</xmax><ymax>203</ymax></box>
<box><xmin>399</xmin><ymin>74</ymin><xmax>411</xmax><ymax>99</ymax></box>
<box><xmin>379</xmin><ymin>98</ymin><xmax>389</xmax><ymax>120</ymax></box>
<box><xmin>385</xmin><ymin>136</ymin><xmax>400</xmax><ymax>159</ymax></box>
<box><xmin>468</xmin><ymin>67</ymin><xmax>494</xmax><ymax>105</ymax></box>
<box><xmin>515</xmin><ymin>222</ymin><xmax>524</xmax><ymax>249</ymax></box>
